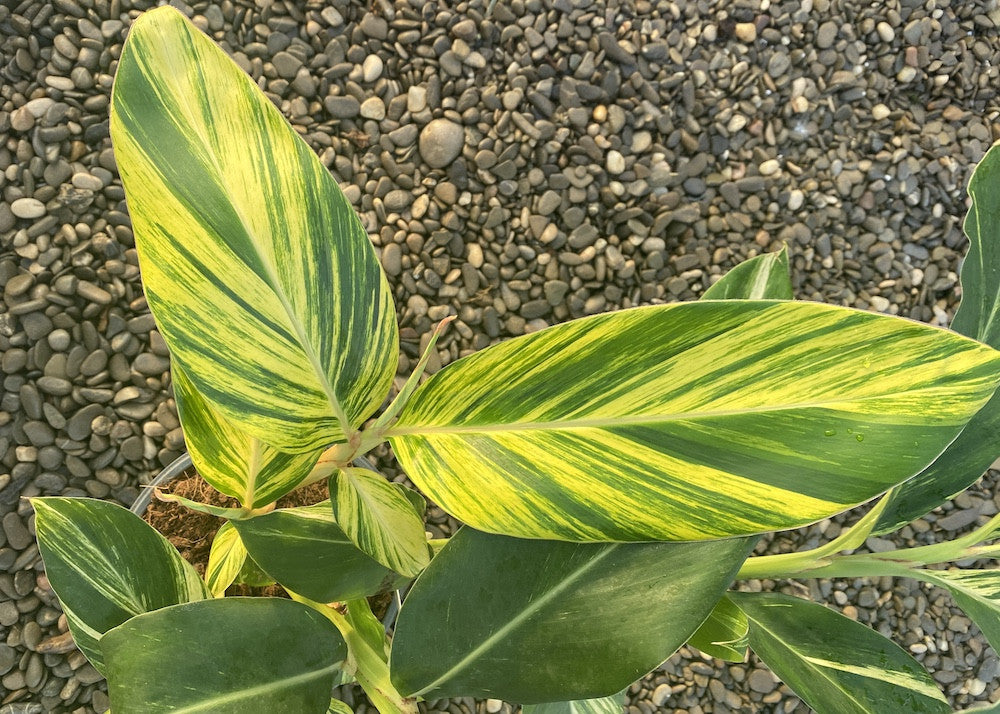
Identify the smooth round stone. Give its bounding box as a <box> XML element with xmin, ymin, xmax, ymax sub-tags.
<box><xmin>418</xmin><ymin>119</ymin><xmax>464</xmax><ymax>169</ymax></box>
<box><xmin>10</xmin><ymin>198</ymin><xmax>45</xmax><ymax>220</ymax></box>
<box><xmin>606</xmin><ymin>150</ymin><xmax>625</xmax><ymax>175</ymax></box>
<box><xmin>360</xmin><ymin>96</ymin><xmax>385</xmax><ymax>120</ymax></box>
<box><xmin>71</xmin><ymin>172</ymin><xmax>103</xmax><ymax>191</ymax></box>
<box><xmin>362</xmin><ymin>55</ymin><xmax>383</xmax><ymax>82</ymax></box>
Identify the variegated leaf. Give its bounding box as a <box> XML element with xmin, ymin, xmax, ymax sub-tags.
<box><xmin>173</xmin><ymin>364</ymin><xmax>321</xmax><ymax>507</ymax></box>
<box><xmin>205</xmin><ymin>521</ymin><xmax>248</xmax><ymax>597</ymax></box>
<box><xmin>110</xmin><ymin>6</ymin><xmax>397</xmax><ymax>452</ymax></box>
<box><xmin>688</xmin><ymin>594</ymin><xmax>749</xmax><ymax>662</ymax></box>
<box><xmin>733</xmin><ymin>592</ymin><xmax>949</xmax><ymax>713</ymax></box>
<box><xmin>233</xmin><ymin>502</ymin><xmax>409</xmax><ymax>602</ymax></box>
<box><xmin>328</xmin><ymin>700</ymin><xmax>354</xmax><ymax>714</ymax></box>
<box><xmin>918</xmin><ymin>569</ymin><xmax>1000</xmax><ymax>653</ymax></box>
<box><xmin>31</xmin><ymin>497</ymin><xmax>209</xmax><ymax>674</ymax></box>
<box><xmin>101</xmin><ymin>598</ymin><xmax>345</xmax><ymax>713</ymax></box>
<box><xmin>330</xmin><ymin>467</ymin><xmax>429</xmax><ymax>577</ymax></box>
<box><xmin>702</xmin><ymin>246</ymin><xmax>793</xmax><ymax>300</ymax></box>
<box><xmin>389</xmin><ymin>301</ymin><xmax>1000</xmax><ymax>541</ymax></box>
<box><xmin>521</xmin><ymin>691</ymin><xmax>626</xmax><ymax>714</ymax></box>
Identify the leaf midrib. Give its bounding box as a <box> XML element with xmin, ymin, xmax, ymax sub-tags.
<box><xmin>387</xmin><ymin>392</ymin><xmax>949</xmax><ymax>437</ymax></box>
<box><xmin>412</xmin><ymin>544</ymin><xmax>619</xmax><ymax>695</ymax></box>
<box><xmin>164</xmin><ymin>664</ymin><xmax>338</xmax><ymax>713</ymax></box>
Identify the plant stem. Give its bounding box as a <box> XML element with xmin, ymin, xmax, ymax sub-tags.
<box><xmin>289</xmin><ymin>592</ymin><xmax>418</xmax><ymax>714</ymax></box>
<box><xmin>737</xmin><ymin>499</ymin><xmax>1000</xmax><ymax>581</ymax></box>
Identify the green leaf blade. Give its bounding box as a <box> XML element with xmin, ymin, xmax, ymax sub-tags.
<box><xmin>389</xmin><ymin>528</ymin><xmax>754</xmax><ymax>703</ymax></box>
<box><xmin>31</xmin><ymin>497</ymin><xmax>209</xmax><ymax>673</ymax></box>
<box><xmin>733</xmin><ymin>592</ymin><xmax>949</xmax><ymax>714</ymax></box>
<box><xmin>702</xmin><ymin>246</ymin><xmax>793</xmax><ymax>300</ymax></box>
<box><xmin>100</xmin><ymin>598</ymin><xmax>346</xmax><ymax>714</ymax></box>
<box><xmin>233</xmin><ymin>502</ymin><xmax>409</xmax><ymax>602</ymax></box>
<box><xmin>110</xmin><ymin>7</ymin><xmax>397</xmax><ymax>451</ymax></box>
<box><xmin>330</xmin><ymin>468</ymin><xmax>430</xmax><ymax>577</ymax></box>
<box><xmin>952</xmin><ymin>141</ymin><xmax>1000</xmax><ymax>347</ymax></box>
<box><xmin>521</xmin><ymin>691</ymin><xmax>626</xmax><ymax>714</ymax></box>
<box><xmin>390</xmin><ymin>301</ymin><xmax>1000</xmax><ymax>541</ymax></box>
<box><xmin>688</xmin><ymin>594</ymin><xmax>749</xmax><ymax>662</ymax></box>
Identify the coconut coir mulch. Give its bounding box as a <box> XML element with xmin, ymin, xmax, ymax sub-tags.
<box><xmin>143</xmin><ymin>471</ymin><xmax>328</xmax><ymax>597</ymax></box>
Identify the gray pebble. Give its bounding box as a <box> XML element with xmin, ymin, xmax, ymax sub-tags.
<box><xmin>419</xmin><ymin>119</ymin><xmax>464</xmax><ymax>169</ymax></box>
<box><xmin>10</xmin><ymin>198</ymin><xmax>45</xmax><ymax>220</ymax></box>
<box><xmin>325</xmin><ymin>96</ymin><xmax>361</xmax><ymax>119</ymax></box>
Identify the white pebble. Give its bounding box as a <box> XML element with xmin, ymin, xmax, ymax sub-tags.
<box><xmin>759</xmin><ymin>159</ymin><xmax>780</xmax><ymax>176</ymax></box>
<box><xmin>788</xmin><ymin>189</ymin><xmax>804</xmax><ymax>211</ymax></box>
<box><xmin>897</xmin><ymin>66</ymin><xmax>917</xmax><ymax>83</ymax></box>
<box><xmin>360</xmin><ymin>97</ymin><xmax>385</xmax><ymax>120</ymax></box>
<box><xmin>362</xmin><ymin>55</ymin><xmax>383</xmax><ymax>82</ymax></box>
<box><xmin>869</xmin><ymin>296</ymin><xmax>891</xmax><ymax>312</ymax></box>
<box><xmin>407</xmin><ymin>86</ymin><xmax>427</xmax><ymax>113</ymax></box>
<box><xmin>10</xmin><ymin>197</ymin><xmax>45</xmax><ymax>219</ymax></box>
<box><xmin>872</xmin><ymin>103</ymin><xmax>891</xmax><ymax>120</ymax></box>
<box><xmin>876</xmin><ymin>21</ymin><xmax>895</xmax><ymax>42</ymax></box>
<box><xmin>606</xmin><ymin>150</ymin><xmax>625</xmax><ymax>175</ymax></box>
<box><xmin>485</xmin><ymin>699</ymin><xmax>503</xmax><ymax>713</ymax></box>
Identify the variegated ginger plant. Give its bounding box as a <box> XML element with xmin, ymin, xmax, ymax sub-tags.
<box><xmin>32</xmin><ymin>8</ymin><xmax>1000</xmax><ymax>713</ymax></box>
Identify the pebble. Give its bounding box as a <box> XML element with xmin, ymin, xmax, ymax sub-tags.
<box><xmin>10</xmin><ymin>198</ymin><xmax>45</xmax><ymax>219</ymax></box>
<box><xmin>418</xmin><ymin>119</ymin><xmax>464</xmax><ymax>169</ymax></box>
<box><xmin>362</xmin><ymin>55</ymin><xmax>383</xmax><ymax>83</ymax></box>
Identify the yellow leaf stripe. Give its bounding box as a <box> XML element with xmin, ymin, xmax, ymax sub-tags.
<box><xmin>173</xmin><ymin>364</ymin><xmax>319</xmax><ymax>508</ymax></box>
<box><xmin>389</xmin><ymin>301</ymin><xmax>1000</xmax><ymax>541</ymax></box>
<box><xmin>110</xmin><ymin>7</ymin><xmax>397</xmax><ymax>452</ymax></box>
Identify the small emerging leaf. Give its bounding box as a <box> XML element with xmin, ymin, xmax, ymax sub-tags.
<box><xmin>702</xmin><ymin>246</ymin><xmax>793</xmax><ymax>300</ymax></box>
<box><xmin>101</xmin><ymin>598</ymin><xmax>346</xmax><ymax>713</ymax></box>
<box><xmin>688</xmin><ymin>595</ymin><xmax>749</xmax><ymax>662</ymax></box>
<box><xmin>346</xmin><ymin>599</ymin><xmax>389</xmax><ymax>662</ymax></box>
<box><xmin>330</xmin><ymin>467</ymin><xmax>430</xmax><ymax>577</ymax></box>
<box><xmin>733</xmin><ymin>592</ymin><xmax>949</xmax><ymax>714</ymax></box>
<box><xmin>32</xmin><ymin>497</ymin><xmax>208</xmax><ymax>674</ymax></box>
<box><xmin>205</xmin><ymin>522</ymin><xmax>248</xmax><ymax>597</ymax></box>
<box><xmin>328</xmin><ymin>700</ymin><xmax>354</xmax><ymax>714</ymax></box>
<box><xmin>233</xmin><ymin>502</ymin><xmax>409</xmax><ymax>602</ymax></box>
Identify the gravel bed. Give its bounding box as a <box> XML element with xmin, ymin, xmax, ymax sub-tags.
<box><xmin>2</xmin><ymin>0</ymin><xmax>1000</xmax><ymax>711</ymax></box>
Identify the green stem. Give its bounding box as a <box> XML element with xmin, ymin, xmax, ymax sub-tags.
<box><xmin>737</xmin><ymin>498</ymin><xmax>1000</xmax><ymax>581</ymax></box>
<box><xmin>289</xmin><ymin>592</ymin><xmax>418</xmax><ymax>714</ymax></box>
<box><xmin>371</xmin><ymin>316</ymin><xmax>455</xmax><ymax>435</ymax></box>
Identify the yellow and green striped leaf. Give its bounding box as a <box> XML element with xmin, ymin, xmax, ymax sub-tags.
<box><xmin>32</xmin><ymin>497</ymin><xmax>209</xmax><ymax>674</ymax></box>
<box><xmin>173</xmin><ymin>364</ymin><xmax>321</xmax><ymax>508</ymax></box>
<box><xmin>204</xmin><ymin>521</ymin><xmax>248</xmax><ymax>597</ymax></box>
<box><xmin>233</xmin><ymin>502</ymin><xmax>409</xmax><ymax>602</ymax></box>
<box><xmin>688</xmin><ymin>594</ymin><xmax>749</xmax><ymax>662</ymax></box>
<box><xmin>521</xmin><ymin>691</ymin><xmax>626</xmax><ymax>714</ymax></box>
<box><xmin>917</xmin><ymin>569</ymin><xmax>1000</xmax><ymax>653</ymax></box>
<box><xmin>100</xmin><ymin>598</ymin><xmax>345</xmax><ymax>713</ymax></box>
<box><xmin>389</xmin><ymin>528</ymin><xmax>754</xmax><ymax>703</ymax></box>
<box><xmin>702</xmin><ymin>246</ymin><xmax>793</xmax><ymax>300</ymax></box>
<box><xmin>328</xmin><ymin>700</ymin><xmax>354</xmax><ymax>714</ymax></box>
<box><xmin>110</xmin><ymin>6</ymin><xmax>397</xmax><ymax>452</ymax></box>
<box><xmin>330</xmin><ymin>467</ymin><xmax>430</xmax><ymax>577</ymax></box>
<box><xmin>733</xmin><ymin>592</ymin><xmax>949</xmax><ymax>714</ymax></box>
<box><xmin>389</xmin><ymin>301</ymin><xmax>1000</xmax><ymax>542</ymax></box>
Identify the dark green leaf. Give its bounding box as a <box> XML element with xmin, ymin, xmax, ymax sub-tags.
<box><xmin>733</xmin><ymin>592</ymin><xmax>949</xmax><ymax>714</ymax></box>
<box><xmin>101</xmin><ymin>598</ymin><xmax>345</xmax><ymax>713</ymax></box>
<box><xmin>390</xmin><ymin>528</ymin><xmax>754</xmax><ymax>703</ymax></box>
<box><xmin>233</xmin><ymin>502</ymin><xmax>408</xmax><ymax>602</ymax></box>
